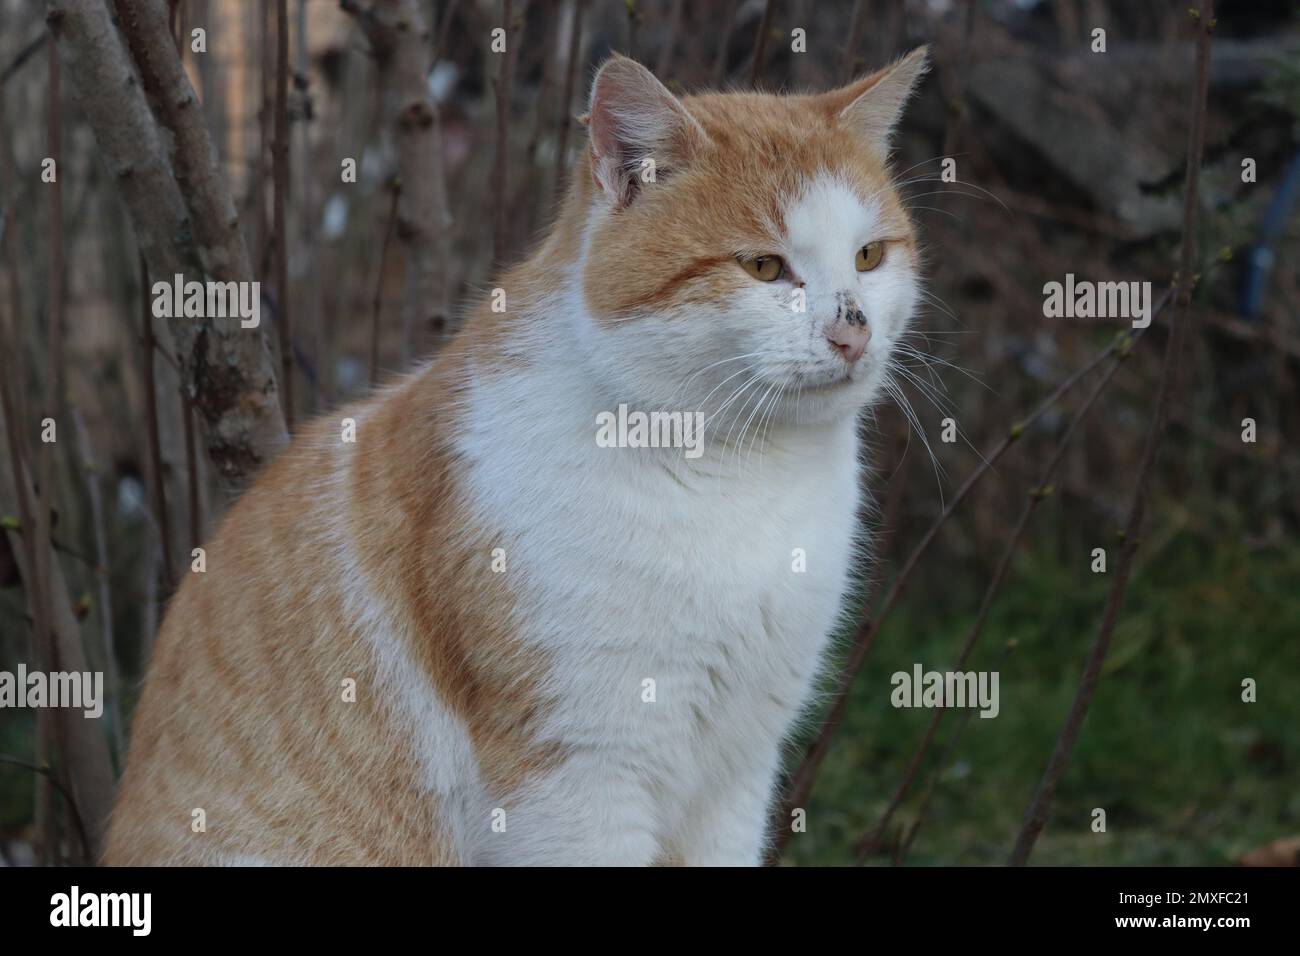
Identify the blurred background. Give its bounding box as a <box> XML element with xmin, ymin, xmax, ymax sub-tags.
<box><xmin>0</xmin><ymin>0</ymin><xmax>1297</xmax><ymax>866</ymax></box>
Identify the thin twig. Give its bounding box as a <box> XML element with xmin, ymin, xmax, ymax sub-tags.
<box><xmin>552</xmin><ymin>0</ymin><xmax>585</xmax><ymax>199</ymax></box>
<box><xmin>140</xmin><ymin>255</ymin><xmax>174</xmax><ymax>590</ymax></box>
<box><xmin>711</xmin><ymin>0</ymin><xmax>739</xmax><ymax>85</ymax></box>
<box><xmin>0</xmin><ymin>755</ymin><xmax>89</xmax><ymax>861</ymax></box>
<box><xmin>840</xmin><ymin>0</ymin><xmax>868</xmax><ymax>84</ymax></box>
<box><xmin>168</xmin><ymin>0</ymin><xmax>182</xmax><ymax>50</ymax></box>
<box><xmin>0</xmin><ymin>239</ymin><xmax>54</xmax><ymax>867</ymax></box>
<box><xmin>34</xmin><ymin>35</ymin><xmax>66</xmax><ymax>864</ymax></box>
<box><xmin>1007</xmin><ymin>1</ymin><xmax>1215</xmax><ymax>867</ymax></box>
<box><xmin>370</xmin><ymin>180</ymin><xmax>401</xmax><ymax>387</ymax></box>
<box><xmin>70</xmin><ymin>406</ymin><xmax>126</xmax><ymax>762</ymax></box>
<box><xmin>2</xmin><ymin>519</ymin><xmax>121</xmax><ymax>573</ymax></box>
<box><xmin>294</xmin><ymin>0</ymin><xmax>319</xmax><ymax>413</ymax></box>
<box><xmin>525</xmin><ymin>0</ymin><xmax>557</xmax><ymax>170</ymax></box>
<box><xmin>656</xmin><ymin>0</ymin><xmax>684</xmax><ymax>77</ymax></box>
<box><xmin>433</xmin><ymin>0</ymin><xmax>462</xmax><ymax>65</ymax></box>
<box><xmin>256</xmin><ymin>0</ymin><xmax>272</xmax><ymax>279</ymax></box>
<box><xmin>748</xmin><ymin>0</ymin><xmax>775</xmax><ymax>88</ymax></box>
<box><xmin>854</xmin><ymin>310</ymin><xmax>1165</xmax><ymax>861</ymax></box>
<box><xmin>181</xmin><ymin>390</ymin><xmax>201</xmax><ymax>554</ymax></box>
<box><xmin>625</xmin><ymin>0</ymin><xmax>640</xmax><ymax>62</ymax></box>
<box><xmin>491</xmin><ymin>0</ymin><xmax>519</xmax><ymax>267</ymax></box>
<box><xmin>940</xmin><ymin>0</ymin><xmax>979</xmax><ymax>160</ymax></box>
<box><xmin>519</xmin><ymin>0</ymin><xmax>558</xmax><ymax>238</ymax></box>
<box><xmin>274</xmin><ymin>0</ymin><xmax>293</xmax><ymax>432</ymax></box>
<box><xmin>0</xmin><ymin>31</ymin><xmax>46</xmax><ymax>87</ymax></box>
<box><xmin>896</xmin><ymin>639</ymin><xmax>1020</xmax><ymax>865</ymax></box>
<box><xmin>34</xmin><ymin>712</ymin><xmax>58</xmax><ymax>864</ymax></box>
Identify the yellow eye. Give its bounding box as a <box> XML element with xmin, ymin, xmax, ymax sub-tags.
<box><xmin>740</xmin><ymin>255</ymin><xmax>784</xmax><ymax>282</ymax></box>
<box><xmin>856</xmin><ymin>242</ymin><xmax>885</xmax><ymax>272</ymax></box>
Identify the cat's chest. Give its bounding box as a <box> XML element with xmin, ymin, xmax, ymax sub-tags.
<box><xmin>477</xmin><ymin>430</ymin><xmax>862</xmax><ymax>679</ymax></box>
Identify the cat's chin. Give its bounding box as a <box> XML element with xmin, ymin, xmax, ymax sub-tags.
<box><xmin>788</xmin><ymin>368</ymin><xmax>875</xmax><ymax>402</ymax></box>
<box><xmin>797</xmin><ymin>373</ymin><xmax>854</xmax><ymax>393</ymax></box>
<box><xmin>766</xmin><ymin>374</ymin><xmax>879</xmax><ymax>427</ymax></box>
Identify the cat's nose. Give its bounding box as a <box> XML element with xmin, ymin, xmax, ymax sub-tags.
<box><xmin>827</xmin><ymin>318</ymin><xmax>871</xmax><ymax>363</ymax></box>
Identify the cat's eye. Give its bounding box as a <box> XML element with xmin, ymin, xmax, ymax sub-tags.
<box><xmin>739</xmin><ymin>255</ymin><xmax>785</xmax><ymax>282</ymax></box>
<box><xmin>856</xmin><ymin>242</ymin><xmax>886</xmax><ymax>272</ymax></box>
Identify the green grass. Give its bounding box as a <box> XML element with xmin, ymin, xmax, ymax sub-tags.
<box><xmin>784</xmin><ymin>516</ymin><xmax>1300</xmax><ymax>866</ymax></box>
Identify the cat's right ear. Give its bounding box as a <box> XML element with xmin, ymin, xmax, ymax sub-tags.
<box><xmin>586</xmin><ymin>54</ymin><xmax>708</xmax><ymax>209</ymax></box>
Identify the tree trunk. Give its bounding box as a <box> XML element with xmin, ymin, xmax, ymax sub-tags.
<box><xmin>47</xmin><ymin>0</ymin><xmax>287</xmax><ymax>483</ymax></box>
<box><xmin>346</xmin><ymin>0</ymin><xmax>454</xmax><ymax>360</ymax></box>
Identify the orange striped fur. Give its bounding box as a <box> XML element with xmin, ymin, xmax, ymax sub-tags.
<box><xmin>105</xmin><ymin>48</ymin><xmax>929</xmax><ymax>866</ymax></box>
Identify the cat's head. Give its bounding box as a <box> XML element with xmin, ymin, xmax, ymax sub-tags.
<box><xmin>574</xmin><ymin>49</ymin><xmax>928</xmax><ymax>438</ymax></box>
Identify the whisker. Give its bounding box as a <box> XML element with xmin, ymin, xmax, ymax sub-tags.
<box><xmin>883</xmin><ymin>375</ymin><xmax>947</xmax><ymax>508</ymax></box>
<box><xmin>895</xmin><ymin>176</ymin><xmax>1010</xmax><ymax>211</ymax></box>
<box><xmin>749</xmin><ymin>380</ymin><xmax>787</xmax><ymax>469</ymax></box>
<box><xmin>694</xmin><ymin>363</ymin><xmax>760</xmax><ymax>415</ymax></box>
<box><xmin>915</xmin><ymin>288</ymin><xmax>963</xmax><ymax>325</ymax></box>
<box><xmin>732</xmin><ymin>379</ymin><xmax>779</xmax><ymax>472</ymax></box>
<box><xmin>673</xmin><ymin>350</ymin><xmax>771</xmax><ymax>406</ymax></box>
<box><xmin>706</xmin><ymin>374</ymin><xmax>764</xmax><ymax>438</ymax></box>
<box><xmin>895</xmin><ymin>343</ymin><xmax>991</xmax><ymax>392</ymax></box>
<box><xmin>903</xmin><ymin>204</ymin><xmax>965</xmax><ymax>224</ymax></box>
<box><xmin>890</xmin><ymin>362</ymin><xmax>996</xmax><ymax>473</ymax></box>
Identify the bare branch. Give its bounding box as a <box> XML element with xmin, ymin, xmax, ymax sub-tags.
<box><xmin>140</xmin><ymin>255</ymin><xmax>174</xmax><ymax>590</ymax></box>
<box><xmin>0</xmin><ymin>383</ymin><xmax>115</xmax><ymax>861</ymax></box>
<box><xmin>273</xmin><ymin>0</ymin><xmax>293</xmax><ymax>431</ymax></box>
<box><xmin>710</xmin><ymin>0</ymin><xmax>739</xmax><ymax>85</ymax></box>
<box><xmin>1</xmin><ymin>31</ymin><xmax>47</xmax><ymax>87</ymax></box>
<box><xmin>1007</xmin><ymin>0</ymin><xmax>1216</xmax><ymax>867</ymax></box>
<box><xmin>32</xmin><ymin>32</ymin><xmax>69</xmax><ymax>865</ymax></box>
<box><xmin>181</xmin><ymin>391</ymin><xmax>202</xmax><ymax>554</ymax></box>
<box><xmin>70</xmin><ymin>406</ymin><xmax>125</xmax><ymax>761</ymax></box>
<box><xmin>492</xmin><ymin>0</ymin><xmax>521</xmax><ymax>267</ymax></box>
<box><xmin>553</xmin><ymin>0</ymin><xmax>585</xmax><ymax>199</ymax></box>
<box><xmin>343</xmin><ymin>0</ymin><xmax>454</xmax><ymax>356</ymax></box>
<box><xmin>0</xmin><ymin>755</ymin><xmax>89</xmax><ymax>861</ymax></box>
<box><xmin>49</xmin><ymin>0</ymin><xmax>288</xmax><ymax>482</ymax></box>
<box><xmin>853</xmin><ymin>309</ymin><xmax>1165</xmax><ymax>861</ymax></box>
<box><xmin>840</xmin><ymin>0</ymin><xmax>868</xmax><ymax>84</ymax></box>
<box><xmin>370</xmin><ymin>180</ymin><xmax>401</xmax><ymax>386</ymax></box>
<box><xmin>748</xmin><ymin>0</ymin><xmax>775</xmax><ymax>87</ymax></box>
<box><xmin>656</xmin><ymin>0</ymin><xmax>684</xmax><ymax>77</ymax></box>
<box><xmin>767</xmin><ymin>331</ymin><xmax>1132</xmax><ymax>863</ymax></box>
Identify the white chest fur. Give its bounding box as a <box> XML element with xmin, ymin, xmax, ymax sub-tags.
<box><xmin>454</xmin><ymin>348</ymin><xmax>865</xmax><ymax>865</ymax></box>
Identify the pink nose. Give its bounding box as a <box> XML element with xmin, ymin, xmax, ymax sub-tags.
<box><xmin>827</xmin><ymin>320</ymin><xmax>871</xmax><ymax>363</ymax></box>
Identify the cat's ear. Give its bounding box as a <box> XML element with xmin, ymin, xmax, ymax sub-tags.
<box><xmin>586</xmin><ymin>54</ymin><xmax>707</xmax><ymax>209</ymax></box>
<box><xmin>827</xmin><ymin>46</ymin><xmax>929</xmax><ymax>150</ymax></box>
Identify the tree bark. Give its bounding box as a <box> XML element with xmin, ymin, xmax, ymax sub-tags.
<box><xmin>344</xmin><ymin>0</ymin><xmax>453</xmax><ymax>358</ymax></box>
<box><xmin>0</xmin><ymin>405</ymin><xmax>115</xmax><ymax>861</ymax></box>
<box><xmin>47</xmin><ymin>0</ymin><xmax>287</xmax><ymax>483</ymax></box>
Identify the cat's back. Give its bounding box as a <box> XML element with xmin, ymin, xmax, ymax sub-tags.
<box><xmin>104</xmin><ymin>373</ymin><xmax>468</xmax><ymax>865</ymax></box>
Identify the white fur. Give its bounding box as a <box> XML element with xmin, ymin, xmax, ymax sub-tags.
<box><xmin>353</xmin><ymin>171</ymin><xmax>917</xmax><ymax>865</ymax></box>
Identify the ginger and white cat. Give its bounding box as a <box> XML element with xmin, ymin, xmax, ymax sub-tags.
<box><xmin>105</xmin><ymin>48</ymin><xmax>928</xmax><ymax>866</ymax></box>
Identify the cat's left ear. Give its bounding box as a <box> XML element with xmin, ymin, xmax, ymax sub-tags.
<box><xmin>586</xmin><ymin>54</ymin><xmax>708</xmax><ymax>209</ymax></box>
<box><xmin>827</xmin><ymin>46</ymin><xmax>929</xmax><ymax>150</ymax></box>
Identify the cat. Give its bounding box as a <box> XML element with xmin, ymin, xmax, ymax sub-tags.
<box><xmin>104</xmin><ymin>47</ymin><xmax>928</xmax><ymax>866</ymax></box>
